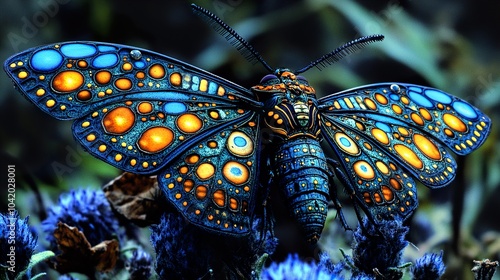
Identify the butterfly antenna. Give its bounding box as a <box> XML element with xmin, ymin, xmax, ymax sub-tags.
<box><xmin>191</xmin><ymin>4</ymin><xmax>274</xmax><ymax>72</ymax></box>
<box><xmin>295</xmin><ymin>34</ymin><xmax>384</xmax><ymax>74</ymax></box>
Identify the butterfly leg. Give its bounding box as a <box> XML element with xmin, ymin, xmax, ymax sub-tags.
<box><xmin>325</xmin><ymin>158</ymin><xmax>352</xmax><ymax>231</ymax></box>
<box><xmin>326</xmin><ymin>158</ymin><xmax>384</xmax><ymax>236</ymax></box>
<box><xmin>257</xmin><ymin>181</ymin><xmax>276</xmax><ymax>245</ymax></box>
<box><xmin>253</xmin><ymin>158</ymin><xmax>276</xmax><ymax>245</ymax></box>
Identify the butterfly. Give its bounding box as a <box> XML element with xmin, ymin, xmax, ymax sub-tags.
<box><xmin>3</xmin><ymin>4</ymin><xmax>491</xmax><ymax>243</ymax></box>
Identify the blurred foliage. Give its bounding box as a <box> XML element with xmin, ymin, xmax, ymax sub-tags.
<box><xmin>0</xmin><ymin>0</ymin><xmax>499</xmax><ymax>279</ymax></box>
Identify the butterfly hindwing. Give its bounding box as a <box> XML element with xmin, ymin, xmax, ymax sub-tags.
<box><xmin>4</xmin><ymin>42</ymin><xmax>262</xmax><ymax>174</ymax></box>
<box><xmin>158</xmin><ymin>117</ymin><xmax>261</xmax><ymax>235</ymax></box>
<box><xmin>322</xmin><ymin>120</ymin><xmax>419</xmax><ymax>220</ymax></box>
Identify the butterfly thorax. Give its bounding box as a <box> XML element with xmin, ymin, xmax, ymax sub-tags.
<box><xmin>252</xmin><ymin>69</ymin><xmax>321</xmax><ymax>141</ymax></box>
<box><xmin>252</xmin><ymin>69</ymin><xmax>329</xmax><ymax>243</ymax></box>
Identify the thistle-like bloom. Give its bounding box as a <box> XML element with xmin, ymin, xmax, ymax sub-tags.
<box><xmin>410</xmin><ymin>251</ymin><xmax>446</xmax><ymax>280</ymax></box>
<box><xmin>126</xmin><ymin>248</ymin><xmax>152</xmax><ymax>280</ymax></box>
<box><xmin>351</xmin><ymin>217</ymin><xmax>408</xmax><ymax>277</ymax></box>
<box><xmin>42</xmin><ymin>189</ymin><xmax>119</xmax><ymax>249</ymax></box>
<box><xmin>150</xmin><ymin>212</ymin><xmax>210</xmax><ymax>279</ymax></box>
<box><xmin>0</xmin><ymin>211</ymin><xmax>38</xmax><ymax>279</ymax></box>
<box><xmin>151</xmin><ymin>212</ymin><xmax>278</xmax><ymax>279</ymax></box>
<box><xmin>261</xmin><ymin>253</ymin><xmax>342</xmax><ymax>280</ymax></box>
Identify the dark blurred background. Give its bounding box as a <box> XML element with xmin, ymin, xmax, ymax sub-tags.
<box><xmin>1</xmin><ymin>0</ymin><xmax>499</xmax><ymax>279</ymax></box>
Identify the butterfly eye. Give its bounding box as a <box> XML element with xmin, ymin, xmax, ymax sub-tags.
<box><xmin>296</xmin><ymin>75</ymin><xmax>308</xmax><ymax>83</ymax></box>
<box><xmin>260</xmin><ymin>74</ymin><xmax>279</xmax><ymax>84</ymax></box>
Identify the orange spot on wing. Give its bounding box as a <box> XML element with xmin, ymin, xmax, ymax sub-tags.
<box><xmin>149</xmin><ymin>64</ymin><xmax>166</xmax><ymax>79</ymax></box>
<box><xmin>95</xmin><ymin>70</ymin><xmax>111</xmax><ymax>85</ymax></box>
<box><xmin>114</xmin><ymin>78</ymin><xmax>133</xmax><ymax>91</ymax></box>
<box><xmin>394</xmin><ymin>144</ymin><xmax>423</xmax><ymax>169</ymax></box>
<box><xmin>52</xmin><ymin>70</ymin><xmax>84</xmax><ymax>92</ymax></box>
<box><xmin>195</xmin><ymin>185</ymin><xmax>207</xmax><ymax>200</ymax></box>
<box><xmin>137</xmin><ymin>126</ymin><xmax>174</xmax><ymax>153</ymax></box>
<box><xmin>177</xmin><ymin>113</ymin><xmax>203</xmax><ymax>133</ymax></box>
<box><xmin>443</xmin><ymin>113</ymin><xmax>467</xmax><ymax>132</ymax></box>
<box><xmin>213</xmin><ymin>189</ymin><xmax>226</xmax><ymax>207</ymax></box>
<box><xmin>414</xmin><ymin>134</ymin><xmax>441</xmax><ymax>160</ymax></box>
<box><xmin>102</xmin><ymin>107</ymin><xmax>136</xmax><ymax>134</ymax></box>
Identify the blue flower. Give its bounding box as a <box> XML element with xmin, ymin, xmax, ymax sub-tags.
<box><xmin>0</xmin><ymin>211</ymin><xmax>38</xmax><ymax>279</ymax></box>
<box><xmin>250</xmin><ymin>217</ymin><xmax>279</xmax><ymax>257</ymax></box>
<box><xmin>42</xmin><ymin>189</ymin><xmax>119</xmax><ymax>249</ymax></box>
<box><xmin>261</xmin><ymin>253</ymin><xmax>343</xmax><ymax>280</ymax></box>
<box><xmin>318</xmin><ymin>252</ymin><xmax>344</xmax><ymax>275</ymax></box>
<box><xmin>351</xmin><ymin>217</ymin><xmax>408</xmax><ymax>277</ymax></box>
<box><xmin>150</xmin><ymin>212</ymin><xmax>211</xmax><ymax>279</ymax></box>
<box><xmin>126</xmin><ymin>248</ymin><xmax>152</xmax><ymax>280</ymax></box>
<box><xmin>411</xmin><ymin>251</ymin><xmax>446</xmax><ymax>280</ymax></box>
<box><xmin>151</xmin><ymin>212</ymin><xmax>278</xmax><ymax>279</ymax></box>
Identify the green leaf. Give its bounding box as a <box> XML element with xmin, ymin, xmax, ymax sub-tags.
<box><xmin>15</xmin><ymin>251</ymin><xmax>55</xmax><ymax>280</ymax></box>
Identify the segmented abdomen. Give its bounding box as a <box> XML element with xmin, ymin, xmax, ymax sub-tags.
<box><xmin>272</xmin><ymin>137</ymin><xmax>330</xmax><ymax>243</ymax></box>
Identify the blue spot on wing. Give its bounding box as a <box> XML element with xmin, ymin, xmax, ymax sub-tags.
<box><xmin>127</xmin><ymin>92</ymin><xmax>190</xmax><ymax>102</ymax></box>
<box><xmin>234</xmin><ymin>136</ymin><xmax>247</xmax><ymax>147</ymax></box>
<box><xmin>60</xmin><ymin>43</ymin><xmax>97</xmax><ymax>58</ymax></box>
<box><xmin>230</xmin><ymin>167</ymin><xmax>242</xmax><ymax>176</ymax></box>
<box><xmin>208</xmin><ymin>81</ymin><xmax>217</xmax><ymax>94</ymax></box>
<box><xmin>389</xmin><ymin>94</ymin><xmax>400</xmax><ymax>101</ymax></box>
<box><xmin>453</xmin><ymin>101</ymin><xmax>478</xmax><ymax>119</ymax></box>
<box><xmin>191</xmin><ymin>76</ymin><xmax>200</xmax><ymax>91</ymax></box>
<box><xmin>408</xmin><ymin>86</ymin><xmax>423</xmax><ymax>93</ymax></box>
<box><xmin>339</xmin><ymin>137</ymin><xmax>351</xmax><ymax>147</ymax></box>
<box><xmin>375</xmin><ymin>122</ymin><xmax>392</xmax><ymax>133</ymax></box>
<box><xmin>92</xmin><ymin>53</ymin><xmax>119</xmax><ymax>68</ymax></box>
<box><xmin>30</xmin><ymin>49</ymin><xmax>63</xmax><ymax>71</ymax></box>
<box><xmin>424</xmin><ymin>89</ymin><xmax>452</xmax><ymax>104</ymax></box>
<box><xmin>97</xmin><ymin>45</ymin><xmax>117</xmax><ymax>52</ymax></box>
<box><xmin>364</xmin><ymin>113</ymin><xmax>408</xmax><ymax>127</ymax></box>
<box><xmin>163</xmin><ymin>102</ymin><xmax>187</xmax><ymax>114</ymax></box>
<box><xmin>408</xmin><ymin>91</ymin><xmax>433</xmax><ymax>108</ymax></box>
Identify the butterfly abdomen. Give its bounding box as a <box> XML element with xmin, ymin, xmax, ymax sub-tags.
<box><xmin>272</xmin><ymin>137</ymin><xmax>330</xmax><ymax>243</ymax></box>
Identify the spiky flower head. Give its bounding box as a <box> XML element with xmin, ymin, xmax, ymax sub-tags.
<box><xmin>0</xmin><ymin>211</ymin><xmax>37</xmax><ymax>279</ymax></box>
<box><xmin>126</xmin><ymin>248</ymin><xmax>152</xmax><ymax>280</ymax></box>
<box><xmin>411</xmin><ymin>251</ymin><xmax>446</xmax><ymax>280</ymax></box>
<box><xmin>261</xmin><ymin>253</ymin><xmax>343</xmax><ymax>280</ymax></box>
<box><xmin>150</xmin><ymin>212</ymin><xmax>211</xmax><ymax>279</ymax></box>
<box><xmin>42</xmin><ymin>189</ymin><xmax>119</xmax><ymax>249</ymax></box>
<box><xmin>352</xmin><ymin>217</ymin><xmax>408</xmax><ymax>277</ymax></box>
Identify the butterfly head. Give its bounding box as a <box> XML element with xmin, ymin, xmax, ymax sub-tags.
<box><xmin>252</xmin><ymin>69</ymin><xmax>321</xmax><ymax>139</ymax></box>
<box><xmin>252</xmin><ymin>68</ymin><xmax>316</xmax><ymax>101</ymax></box>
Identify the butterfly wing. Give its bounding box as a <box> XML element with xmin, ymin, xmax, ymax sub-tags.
<box><xmin>4</xmin><ymin>42</ymin><xmax>263</xmax><ymax>234</ymax></box>
<box><xmin>318</xmin><ymin>83</ymin><xmax>491</xmax><ymax>220</ymax></box>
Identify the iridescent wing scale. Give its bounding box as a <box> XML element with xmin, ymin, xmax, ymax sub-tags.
<box><xmin>318</xmin><ymin>83</ymin><xmax>491</xmax><ymax>220</ymax></box>
<box><xmin>4</xmin><ymin>42</ymin><xmax>263</xmax><ymax>234</ymax></box>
